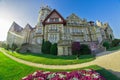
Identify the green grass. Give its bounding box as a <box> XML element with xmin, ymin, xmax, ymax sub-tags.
<box><xmin>107</xmin><ymin>46</ymin><xmax>120</xmax><ymax>51</ymax></box>
<box><xmin>0</xmin><ymin>51</ymin><xmax>39</xmax><ymax>80</ymax></box>
<box><xmin>4</xmin><ymin>49</ymin><xmax>95</xmax><ymax>65</ymax></box>
<box><xmin>0</xmin><ymin>51</ymin><xmax>119</xmax><ymax>80</ymax></box>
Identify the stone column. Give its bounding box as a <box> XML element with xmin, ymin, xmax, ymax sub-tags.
<box><xmin>65</xmin><ymin>47</ymin><xmax>68</xmax><ymax>55</ymax></box>
<box><xmin>58</xmin><ymin>46</ymin><xmax>64</xmax><ymax>56</ymax></box>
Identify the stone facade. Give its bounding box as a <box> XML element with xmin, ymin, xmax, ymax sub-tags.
<box><xmin>7</xmin><ymin>5</ymin><xmax>114</xmax><ymax>55</ymax></box>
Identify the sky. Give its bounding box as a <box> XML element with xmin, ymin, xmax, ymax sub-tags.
<box><xmin>0</xmin><ymin>0</ymin><xmax>120</xmax><ymax>41</ymax></box>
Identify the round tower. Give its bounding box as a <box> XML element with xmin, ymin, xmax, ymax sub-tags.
<box><xmin>37</xmin><ymin>5</ymin><xmax>52</xmax><ymax>27</ymax></box>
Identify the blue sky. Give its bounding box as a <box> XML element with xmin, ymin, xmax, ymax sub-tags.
<box><xmin>0</xmin><ymin>0</ymin><xmax>120</xmax><ymax>41</ymax></box>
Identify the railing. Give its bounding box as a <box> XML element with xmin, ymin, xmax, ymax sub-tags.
<box><xmin>58</xmin><ymin>40</ymin><xmax>72</xmax><ymax>45</ymax></box>
<box><xmin>48</xmin><ymin>29</ymin><xmax>59</xmax><ymax>32</ymax></box>
<box><xmin>72</xmin><ymin>32</ymin><xmax>83</xmax><ymax>35</ymax></box>
<box><xmin>67</xmin><ymin>23</ymin><xmax>87</xmax><ymax>26</ymax></box>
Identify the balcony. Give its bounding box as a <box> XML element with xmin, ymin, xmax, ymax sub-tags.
<box><xmin>67</xmin><ymin>23</ymin><xmax>87</xmax><ymax>27</ymax></box>
<box><xmin>48</xmin><ymin>29</ymin><xmax>59</xmax><ymax>32</ymax></box>
<box><xmin>72</xmin><ymin>32</ymin><xmax>84</xmax><ymax>35</ymax></box>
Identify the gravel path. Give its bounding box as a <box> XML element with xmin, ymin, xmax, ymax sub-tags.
<box><xmin>0</xmin><ymin>49</ymin><xmax>120</xmax><ymax>78</ymax></box>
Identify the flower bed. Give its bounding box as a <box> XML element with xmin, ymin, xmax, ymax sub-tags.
<box><xmin>22</xmin><ymin>69</ymin><xmax>106</xmax><ymax>80</ymax></box>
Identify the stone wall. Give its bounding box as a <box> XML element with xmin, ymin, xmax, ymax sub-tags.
<box><xmin>20</xmin><ymin>44</ymin><xmax>41</xmax><ymax>54</ymax></box>
<box><xmin>7</xmin><ymin>31</ymin><xmax>24</xmax><ymax>47</ymax></box>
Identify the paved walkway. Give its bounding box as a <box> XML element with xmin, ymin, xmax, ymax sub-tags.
<box><xmin>0</xmin><ymin>49</ymin><xmax>120</xmax><ymax>78</ymax></box>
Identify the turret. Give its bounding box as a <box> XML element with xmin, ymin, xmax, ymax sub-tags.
<box><xmin>96</xmin><ymin>20</ymin><xmax>103</xmax><ymax>27</ymax></box>
<box><xmin>37</xmin><ymin>5</ymin><xmax>52</xmax><ymax>27</ymax></box>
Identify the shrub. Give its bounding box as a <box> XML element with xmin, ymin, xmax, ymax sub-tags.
<box><xmin>103</xmin><ymin>41</ymin><xmax>110</xmax><ymax>49</ymax></box>
<box><xmin>50</xmin><ymin>43</ymin><xmax>58</xmax><ymax>55</ymax></box>
<box><xmin>2</xmin><ymin>43</ymin><xmax>10</xmax><ymax>50</ymax></box>
<box><xmin>80</xmin><ymin>44</ymin><xmax>91</xmax><ymax>55</ymax></box>
<box><xmin>1</xmin><ymin>42</ymin><xmax>8</xmax><ymax>49</ymax></box>
<box><xmin>11</xmin><ymin>43</ymin><xmax>18</xmax><ymax>51</ymax></box>
<box><xmin>111</xmin><ymin>39</ymin><xmax>120</xmax><ymax>47</ymax></box>
<box><xmin>71</xmin><ymin>42</ymin><xmax>80</xmax><ymax>59</ymax></box>
<box><xmin>71</xmin><ymin>42</ymin><xmax>80</xmax><ymax>55</ymax></box>
<box><xmin>42</xmin><ymin>41</ymin><xmax>52</xmax><ymax>54</ymax></box>
<box><xmin>21</xmin><ymin>43</ymin><xmax>29</xmax><ymax>46</ymax></box>
<box><xmin>6</xmin><ymin>44</ymin><xmax>10</xmax><ymax>50</ymax></box>
<box><xmin>15</xmin><ymin>47</ymin><xmax>21</xmax><ymax>52</ymax></box>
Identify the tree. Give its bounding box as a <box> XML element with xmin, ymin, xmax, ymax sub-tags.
<box><xmin>6</xmin><ymin>44</ymin><xmax>10</xmax><ymax>50</ymax></box>
<box><xmin>71</xmin><ymin>42</ymin><xmax>80</xmax><ymax>59</ymax></box>
<box><xmin>41</xmin><ymin>39</ymin><xmax>45</xmax><ymax>53</ymax></box>
<box><xmin>80</xmin><ymin>44</ymin><xmax>91</xmax><ymax>55</ymax></box>
<box><xmin>1</xmin><ymin>42</ymin><xmax>9</xmax><ymax>50</ymax></box>
<box><xmin>42</xmin><ymin>41</ymin><xmax>52</xmax><ymax>54</ymax></box>
<box><xmin>103</xmin><ymin>41</ymin><xmax>110</xmax><ymax>49</ymax></box>
<box><xmin>1</xmin><ymin>43</ymin><xmax>7</xmax><ymax>49</ymax></box>
<box><xmin>110</xmin><ymin>35</ymin><xmax>112</xmax><ymax>40</ymax></box>
<box><xmin>111</xmin><ymin>39</ymin><xmax>120</xmax><ymax>47</ymax></box>
<box><xmin>50</xmin><ymin>43</ymin><xmax>58</xmax><ymax>55</ymax></box>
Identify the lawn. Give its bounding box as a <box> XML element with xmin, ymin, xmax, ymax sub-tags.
<box><xmin>3</xmin><ymin>49</ymin><xmax>95</xmax><ymax>65</ymax></box>
<box><xmin>0</xmin><ymin>51</ymin><xmax>39</xmax><ymax>80</ymax></box>
<box><xmin>107</xmin><ymin>46</ymin><xmax>120</xmax><ymax>51</ymax></box>
<box><xmin>0</xmin><ymin>51</ymin><xmax>119</xmax><ymax>80</ymax></box>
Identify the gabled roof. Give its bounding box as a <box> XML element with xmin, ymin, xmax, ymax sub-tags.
<box><xmin>24</xmin><ymin>24</ymin><xmax>33</xmax><ymax>30</ymax></box>
<box><xmin>66</xmin><ymin>13</ymin><xmax>81</xmax><ymax>20</ymax></box>
<box><xmin>9</xmin><ymin>21</ymin><xmax>23</xmax><ymax>32</ymax></box>
<box><xmin>42</xmin><ymin>9</ymin><xmax>66</xmax><ymax>26</ymax></box>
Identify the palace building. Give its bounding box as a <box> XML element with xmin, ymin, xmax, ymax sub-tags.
<box><xmin>7</xmin><ymin>5</ymin><xmax>114</xmax><ymax>55</ymax></box>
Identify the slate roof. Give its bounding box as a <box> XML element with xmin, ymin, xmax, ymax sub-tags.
<box><xmin>42</xmin><ymin>9</ymin><xmax>66</xmax><ymax>26</ymax></box>
<box><xmin>9</xmin><ymin>22</ymin><xmax>23</xmax><ymax>32</ymax></box>
<box><xmin>24</xmin><ymin>24</ymin><xmax>33</xmax><ymax>30</ymax></box>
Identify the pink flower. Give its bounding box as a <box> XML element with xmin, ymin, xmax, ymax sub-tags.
<box><xmin>22</xmin><ymin>69</ymin><xmax>106</xmax><ymax>80</ymax></box>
